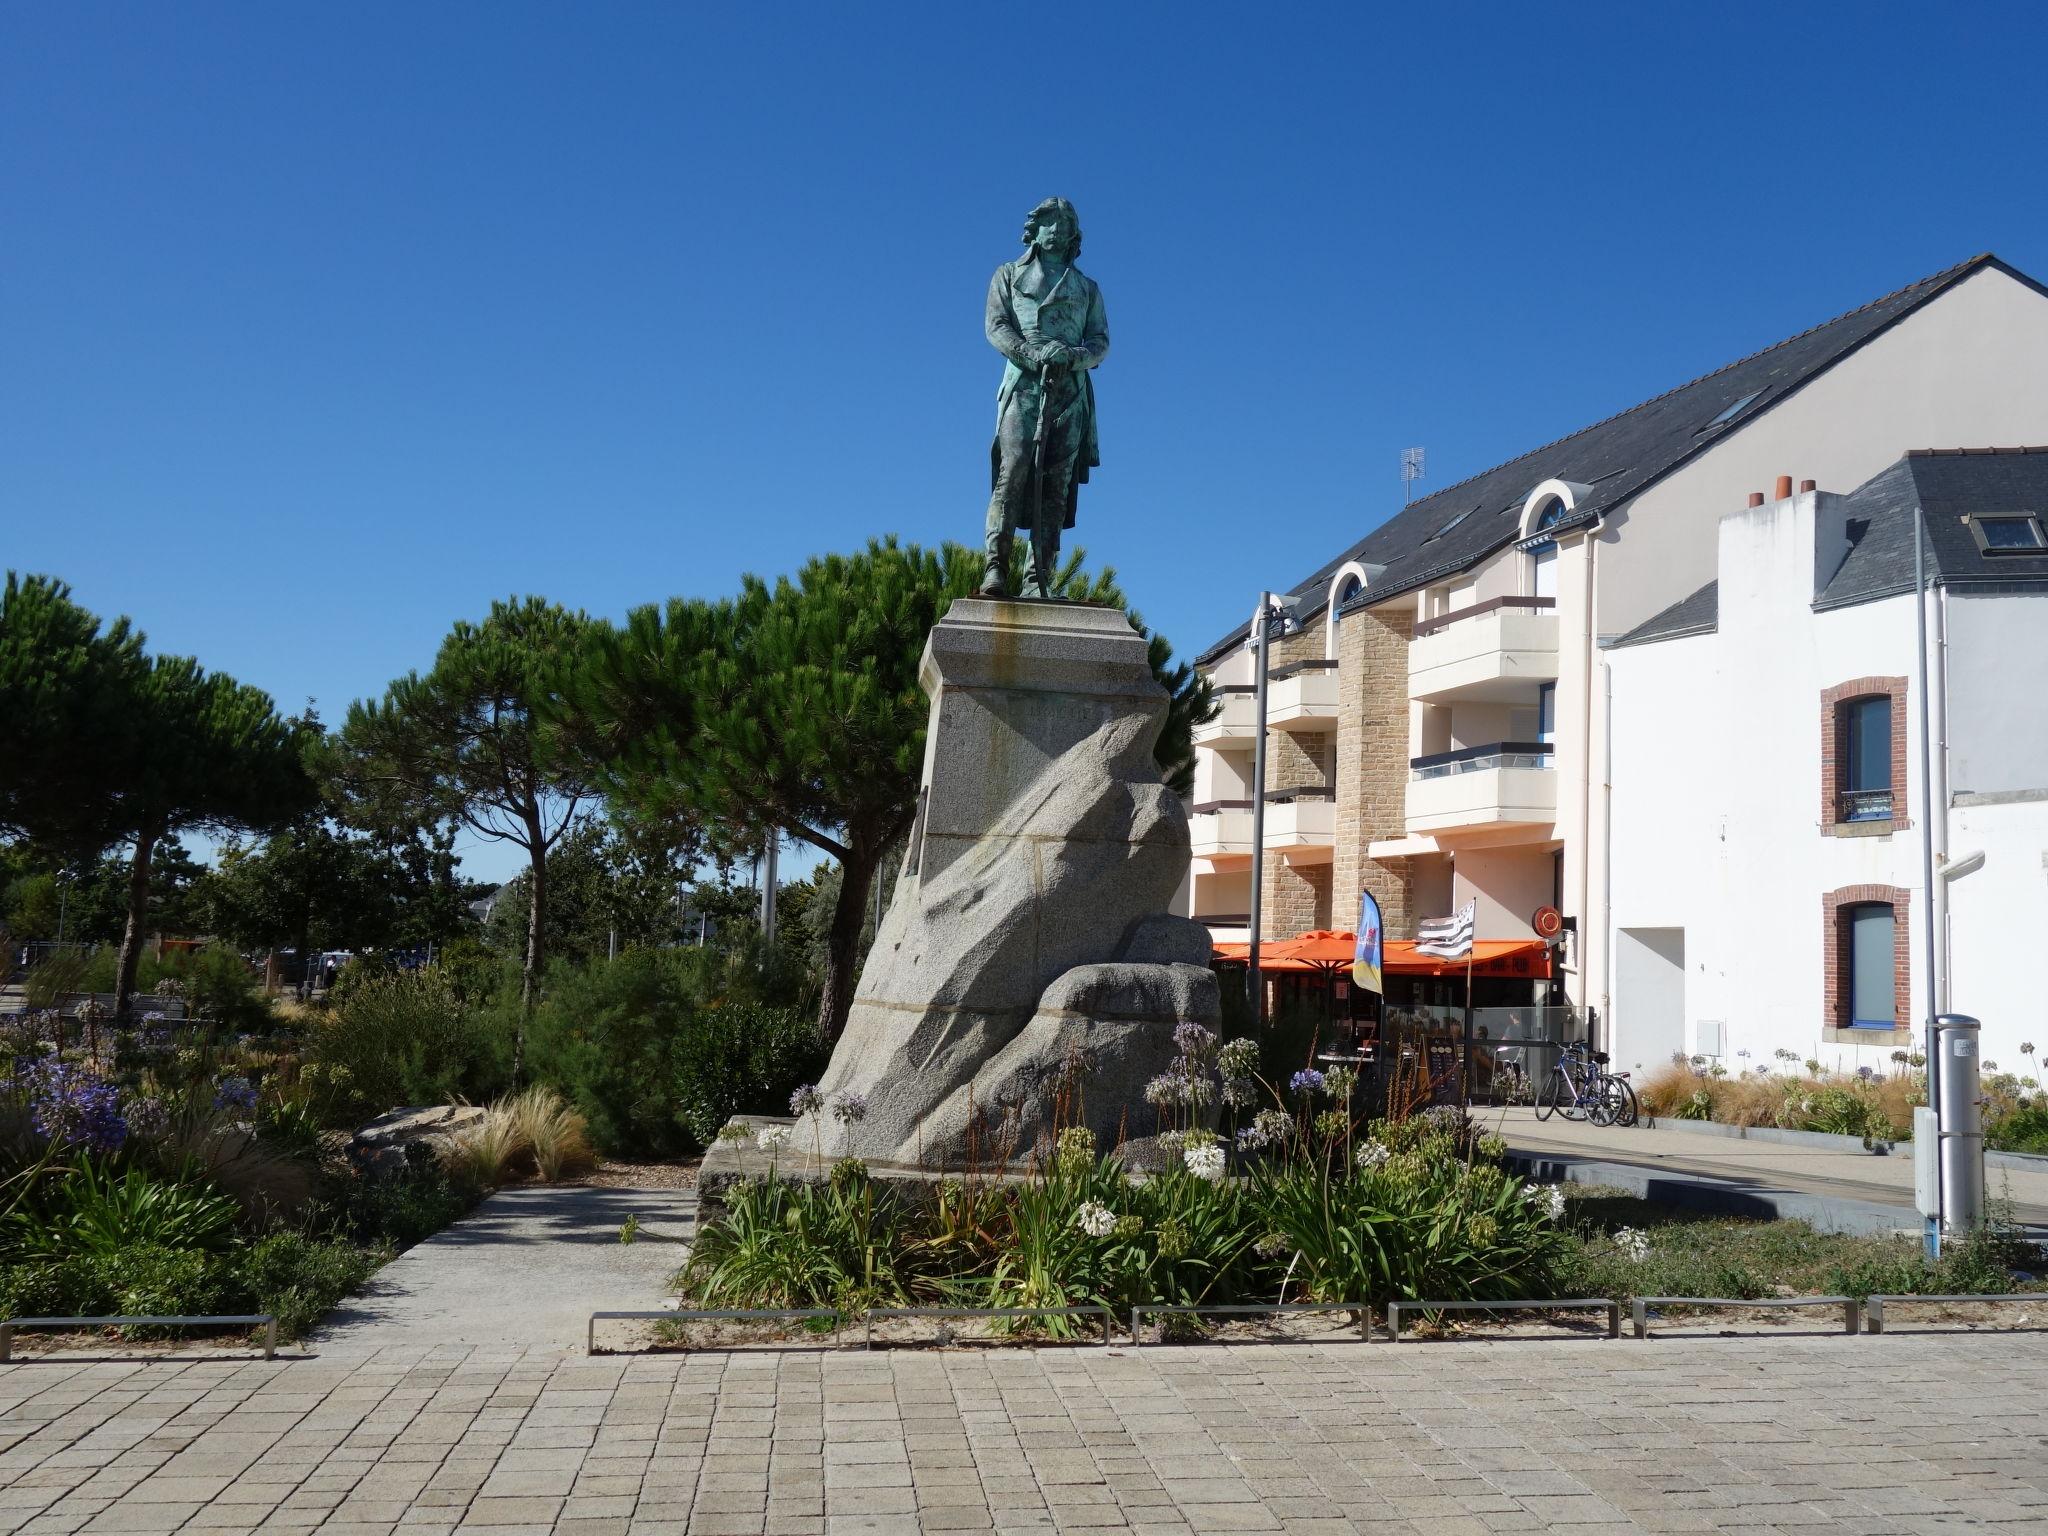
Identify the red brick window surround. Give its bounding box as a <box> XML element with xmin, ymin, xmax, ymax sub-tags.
<box><xmin>1822</xmin><ymin>884</ymin><xmax>1911</xmax><ymax>1042</ymax></box>
<box><xmin>1819</xmin><ymin>677</ymin><xmax>1910</xmax><ymax>834</ymax></box>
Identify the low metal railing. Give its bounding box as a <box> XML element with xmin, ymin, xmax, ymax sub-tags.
<box><xmin>1632</xmin><ymin>1296</ymin><xmax>1859</xmax><ymax>1338</ymax></box>
<box><xmin>587</xmin><ymin>1308</ymin><xmax>844</xmax><ymax>1355</ymax></box>
<box><xmin>1386</xmin><ymin>1297</ymin><xmax>1620</xmax><ymax>1340</ymax></box>
<box><xmin>863</xmin><ymin>1306</ymin><xmax>1114</xmax><ymax>1348</ymax></box>
<box><xmin>1864</xmin><ymin>1293</ymin><xmax>2044</xmax><ymax>1334</ymax></box>
<box><xmin>1129</xmin><ymin>1302</ymin><xmax>1373</xmax><ymax>1345</ymax></box>
<box><xmin>0</xmin><ymin>1314</ymin><xmax>276</xmax><ymax>1362</ymax></box>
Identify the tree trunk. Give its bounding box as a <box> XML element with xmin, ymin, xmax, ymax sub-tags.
<box><xmin>113</xmin><ymin>829</ymin><xmax>156</xmax><ymax>1024</ymax></box>
<box><xmin>517</xmin><ymin>833</ymin><xmax>547</xmax><ymax>1081</ymax></box>
<box><xmin>818</xmin><ymin>819</ymin><xmax>907</xmax><ymax>1041</ymax></box>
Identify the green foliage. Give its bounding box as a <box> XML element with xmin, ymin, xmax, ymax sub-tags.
<box><xmin>516</xmin><ymin>950</ymin><xmax>818</xmax><ymax>1156</ymax></box>
<box><xmin>320</xmin><ymin>1159</ymin><xmax>479</xmax><ymax>1253</ymax></box>
<box><xmin>231</xmin><ymin>1233</ymin><xmax>377</xmax><ymax>1339</ymax></box>
<box><xmin>331</xmin><ymin>596</ymin><xmax>594</xmax><ymax>1018</ymax></box>
<box><xmin>683</xmin><ymin>1166</ymin><xmax>913</xmax><ymax>1316</ymax></box>
<box><xmin>672</xmin><ymin>1003</ymin><xmax>826</xmax><ymax>1152</ymax></box>
<box><xmin>307</xmin><ymin>968</ymin><xmax>505</xmax><ymax>1122</ymax></box>
<box><xmin>200</xmin><ymin>818</ymin><xmax>457</xmax><ymax>957</ymax></box>
<box><xmin>681</xmin><ymin>1121</ymin><xmax>1563</xmax><ymax>1334</ymax></box>
<box><xmin>1989</xmin><ymin>1102</ymin><xmax>2048</xmax><ymax>1154</ymax></box>
<box><xmin>0</xmin><ymin>572</ymin><xmax>150</xmax><ymax>858</ymax></box>
<box><xmin>481</xmin><ymin>815</ymin><xmax>700</xmax><ymax>967</ymax></box>
<box><xmin>1</xmin><ymin>1160</ymin><xmax>243</xmax><ymax>1262</ymax></box>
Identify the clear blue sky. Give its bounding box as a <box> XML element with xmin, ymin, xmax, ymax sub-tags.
<box><xmin>7</xmin><ymin>3</ymin><xmax>2045</xmax><ymax>883</ymax></box>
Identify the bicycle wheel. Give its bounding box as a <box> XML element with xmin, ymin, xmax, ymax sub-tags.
<box><xmin>1607</xmin><ymin>1078</ymin><xmax>1639</xmax><ymax>1128</ymax></box>
<box><xmin>1535</xmin><ymin>1067</ymin><xmax>1564</xmax><ymax>1121</ymax></box>
<box><xmin>1588</xmin><ymin>1078</ymin><xmax>1619</xmax><ymax>1127</ymax></box>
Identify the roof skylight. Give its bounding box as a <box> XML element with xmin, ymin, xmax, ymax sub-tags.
<box><xmin>1696</xmin><ymin>390</ymin><xmax>1762</xmax><ymax>433</ymax></box>
<box><xmin>1425</xmin><ymin>506</ymin><xmax>1475</xmax><ymax>542</ymax></box>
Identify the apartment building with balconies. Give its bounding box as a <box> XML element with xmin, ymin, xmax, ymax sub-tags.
<box><xmin>1190</xmin><ymin>253</ymin><xmax>2048</xmax><ymax>1031</ymax></box>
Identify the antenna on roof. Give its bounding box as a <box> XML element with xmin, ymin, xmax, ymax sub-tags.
<box><xmin>1400</xmin><ymin>446</ymin><xmax>1426</xmax><ymax>503</ymax></box>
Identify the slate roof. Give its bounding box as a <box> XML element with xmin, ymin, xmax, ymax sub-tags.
<box><xmin>1609</xmin><ymin>447</ymin><xmax>2048</xmax><ymax>646</ymax></box>
<box><xmin>1199</xmin><ymin>253</ymin><xmax>2037</xmax><ymax>665</ymax></box>
<box><xmin>1609</xmin><ymin>580</ymin><xmax>1719</xmax><ymax>647</ymax></box>
<box><xmin>1817</xmin><ymin>446</ymin><xmax>2048</xmax><ymax>609</ymax></box>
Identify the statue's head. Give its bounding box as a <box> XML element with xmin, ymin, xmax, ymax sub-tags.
<box><xmin>1021</xmin><ymin>197</ymin><xmax>1082</xmax><ymax>262</ymax></box>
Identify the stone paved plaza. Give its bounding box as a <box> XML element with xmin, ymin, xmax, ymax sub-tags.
<box><xmin>4</xmin><ymin>1333</ymin><xmax>2048</xmax><ymax>1536</ymax></box>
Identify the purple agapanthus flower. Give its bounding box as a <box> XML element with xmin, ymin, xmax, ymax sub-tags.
<box><xmin>1288</xmin><ymin>1068</ymin><xmax>1326</xmax><ymax>1096</ymax></box>
<box><xmin>213</xmin><ymin>1075</ymin><xmax>258</xmax><ymax>1113</ymax></box>
<box><xmin>18</xmin><ymin>1060</ymin><xmax>128</xmax><ymax>1152</ymax></box>
<box><xmin>1173</xmin><ymin>1021</ymin><xmax>1216</xmax><ymax>1055</ymax></box>
<box><xmin>789</xmin><ymin>1083</ymin><xmax>824</xmax><ymax>1117</ymax></box>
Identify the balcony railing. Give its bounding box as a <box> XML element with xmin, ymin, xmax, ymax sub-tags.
<box><xmin>1192</xmin><ymin>686</ymin><xmax>1256</xmax><ymax>745</ymax></box>
<box><xmin>1189</xmin><ymin>799</ymin><xmax>1254</xmax><ymax>859</ymax></box>
<box><xmin>1836</xmin><ymin>788</ymin><xmax>1894</xmax><ymax>824</ymax></box>
<box><xmin>1412</xmin><ymin>595</ymin><xmax>1555</xmax><ymax>637</ymax></box>
<box><xmin>1405</xmin><ymin>742</ymin><xmax>1556</xmax><ymax>836</ymax></box>
<box><xmin>1408</xmin><ymin>598</ymin><xmax>1558</xmax><ymax>705</ymax></box>
<box><xmin>1410</xmin><ymin>741</ymin><xmax>1555</xmax><ymax>780</ymax></box>
<box><xmin>1267</xmin><ymin>658</ymin><xmax>1339</xmax><ymax>729</ymax></box>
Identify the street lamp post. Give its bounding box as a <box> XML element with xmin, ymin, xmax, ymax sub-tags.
<box><xmin>1245</xmin><ymin>591</ymin><xmax>1302</xmax><ymax>1029</ymax></box>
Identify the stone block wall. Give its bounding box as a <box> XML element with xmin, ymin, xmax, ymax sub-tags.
<box><xmin>1331</xmin><ymin>604</ymin><xmax>1418</xmax><ymax>938</ymax></box>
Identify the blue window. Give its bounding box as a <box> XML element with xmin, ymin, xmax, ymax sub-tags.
<box><xmin>1847</xmin><ymin>903</ymin><xmax>1895</xmax><ymax>1029</ymax></box>
<box><xmin>1840</xmin><ymin>695</ymin><xmax>1892</xmax><ymax>821</ymax></box>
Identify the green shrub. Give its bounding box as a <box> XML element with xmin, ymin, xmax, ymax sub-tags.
<box><xmin>1990</xmin><ymin>1103</ymin><xmax>2048</xmax><ymax>1154</ymax></box>
<box><xmin>672</xmin><ymin>1003</ymin><xmax>826</xmax><ymax>1152</ymax></box>
<box><xmin>521</xmin><ymin>949</ymin><xmax>704</xmax><ymax>1156</ymax></box>
<box><xmin>0</xmin><ymin>1256</ymin><xmax>113</xmax><ymax>1318</ymax></box>
<box><xmin>1</xmin><ymin>1161</ymin><xmax>242</xmax><ymax>1262</ymax></box>
<box><xmin>307</xmin><ymin>969</ymin><xmax>505</xmax><ymax>1122</ymax></box>
<box><xmin>323</xmin><ymin>1161</ymin><xmax>478</xmax><ymax>1253</ymax></box>
<box><xmin>95</xmin><ymin>1245</ymin><xmax>226</xmax><ymax>1323</ymax></box>
<box><xmin>518</xmin><ymin>950</ymin><xmax>822</xmax><ymax>1157</ymax></box>
<box><xmin>232</xmin><ymin>1233</ymin><xmax>376</xmax><ymax>1339</ymax></box>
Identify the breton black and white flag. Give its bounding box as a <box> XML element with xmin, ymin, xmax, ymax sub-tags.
<box><xmin>1415</xmin><ymin>900</ymin><xmax>1476</xmax><ymax>960</ymax></box>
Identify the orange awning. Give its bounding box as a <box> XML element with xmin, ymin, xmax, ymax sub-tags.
<box><xmin>1211</xmin><ymin>931</ymin><xmax>1551</xmax><ymax>980</ymax></box>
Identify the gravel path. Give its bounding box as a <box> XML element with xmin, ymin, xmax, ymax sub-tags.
<box><xmin>315</xmin><ymin>1182</ymin><xmax>695</xmax><ymax>1354</ymax></box>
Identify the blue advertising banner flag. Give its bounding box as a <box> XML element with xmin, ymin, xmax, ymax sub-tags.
<box><xmin>1352</xmin><ymin>887</ymin><xmax>1383</xmax><ymax>995</ymax></box>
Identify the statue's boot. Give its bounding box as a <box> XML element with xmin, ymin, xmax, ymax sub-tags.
<box><xmin>979</xmin><ymin>532</ymin><xmax>1010</xmax><ymax>596</ymax></box>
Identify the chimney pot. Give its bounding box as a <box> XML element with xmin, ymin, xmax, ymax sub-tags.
<box><xmin>1799</xmin><ymin>478</ymin><xmax>1816</xmax><ymax>493</ymax></box>
<box><xmin>1774</xmin><ymin>475</ymin><xmax>1793</xmax><ymax>500</ymax></box>
<box><xmin>1747</xmin><ymin>491</ymin><xmax>1765</xmax><ymax>508</ymax></box>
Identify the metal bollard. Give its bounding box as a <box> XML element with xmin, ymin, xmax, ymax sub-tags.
<box><xmin>1936</xmin><ymin>1014</ymin><xmax>1984</xmax><ymax>1233</ymax></box>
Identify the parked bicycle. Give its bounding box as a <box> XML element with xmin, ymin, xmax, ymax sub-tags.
<box><xmin>1535</xmin><ymin>1041</ymin><xmax>1638</xmax><ymax>1127</ymax></box>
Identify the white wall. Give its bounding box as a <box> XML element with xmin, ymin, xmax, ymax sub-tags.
<box><xmin>1947</xmin><ymin>593</ymin><xmax>2048</xmax><ymax>796</ymax></box>
<box><xmin>1614</xmin><ymin>928</ymin><xmax>1686</xmax><ymax>1071</ymax></box>
<box><xmin>1946</xmin><ymin>798</ymin><xmax>2048</xmax><ymax>1068</ymax></box>
<box><xmin>1598</xmin><ymin>266</ymin><xmax>2048</xmax><ymax>637</ymax></box>
<box><xmin>1452</xmin><ymin>846</ymin><xmax>1553</xmax><ymax>941</ymax></box>
<box><xmin>1607</xmin><ymin>492</ymin><xmax>1936</xmax><ymax>1071</ymax></box>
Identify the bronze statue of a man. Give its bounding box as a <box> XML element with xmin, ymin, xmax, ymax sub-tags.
<box><xmin>981</xmin><ymin>197</ymin><xmax>1110</xmax><ymax>598</ymax></box>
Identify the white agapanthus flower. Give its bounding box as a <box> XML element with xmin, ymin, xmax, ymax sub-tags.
<box><xmin>1183</xmin><ymin>1143</ymin><xmax>1227</xmax><ymax>1181</ymax></box>
<box><xmin>1521</xmin><ymin>1184</ymin><xmax>1566</xmax><ymax>1221</ymax></box>
<box><xmin>1354</xmin><ymin>1141</ymin><xmax>1391</xmax><ymax>1170</ymax></box>
<box><xmin>1075</xmin><ymin>1201</ymin><xmax>1116</xmax><ymax>1237</ymax></box>
<box><xmin>1614</xmin><ymin>1226</ymin><xmax>1651</xmax><ymax>1263</ymax></box>
<box><xmin>756</xmin><ymin>1125</ymin><xmax>792</xmax><ymax>1154</ymax></box>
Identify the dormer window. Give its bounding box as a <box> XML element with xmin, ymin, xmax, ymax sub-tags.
<box><xmin>1526</xmin><ymin>499</ymin><xmax>1563</xmax><ymax>598</ymax></box>
<box><xmin>1969</xmin><ymin>514</ymin><xmax>2046</xmax><ymax>555</ymax></box>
